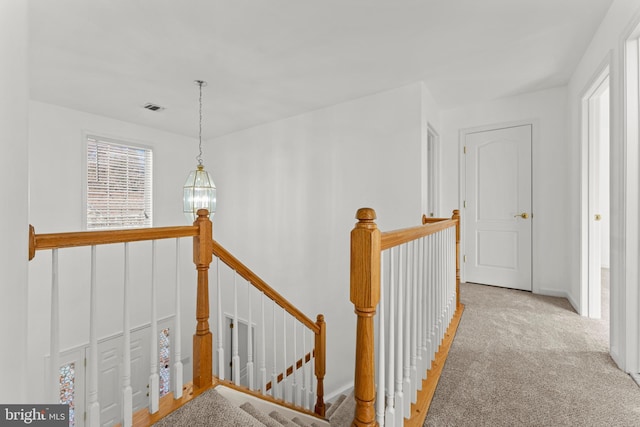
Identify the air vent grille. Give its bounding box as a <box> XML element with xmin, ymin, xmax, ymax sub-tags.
<box><xmin>143</xmin><ymin>103</ymin><xmax>165</xmax><ymax>112</ymax></box>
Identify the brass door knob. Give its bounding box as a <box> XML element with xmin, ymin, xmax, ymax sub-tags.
<box><xmin>514</xmin><ymin>212</ymin><xmax>529</xmax><ymax>219</ymax></box>
<box><xmin>595</xmin><ymin>214</ymin><xmax>602</xmax><ymax>221</ymax></box>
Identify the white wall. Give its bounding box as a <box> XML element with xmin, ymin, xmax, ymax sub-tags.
<box><xmin>566</xmin><ymin>0</ymin><xmax>640</xmax><ymax>372</ymax></box>
<box><xmin>27</xmin><ymin>101</ymin><xmax>201</xmax><ymax>402</ymax></box>
<box><xmin>0</xmin><ymin>0</ymin><xmax>29</xmax><ymax>403</ymax></box>
<box><xmin>440</xmin><ymin>87</ymin><xmax>571</xmax><ymax>298</ymax></box>
<box><xmin>207</xmin><ymin>83</ymin><xmax>436</xmax><ymax>394</ymax></box>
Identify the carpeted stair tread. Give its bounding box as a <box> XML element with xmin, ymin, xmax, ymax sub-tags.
<box><xmin>324</xmin><ymin>393</ymin><xmax>346</xmax><ymax>419</ymax></box>
<box><xmin>270</xmin><ymin>410</ymin><xmax>297</xmax><ymax>426</ymax></box>
<box><xmin>291</xmin><ymin>416</ymin><xmax>313</xmax><ymax>427</ymax></box>
<box><xmin>239</xmin><ymin>401</ymin><xmax>283</xmax><ymax>427</ymax></box>
<box><xmin>152</xmin><ymin>388</ymin><xmax>264</xmax><ymax>427</ymax></box>
<box><xmin>327</xmin><ymin>392</ymin><xmax>355</xmax><ymax>427</ymax></box>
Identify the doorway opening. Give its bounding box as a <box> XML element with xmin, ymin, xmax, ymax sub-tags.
<box><xmin>580</xmin><ymin>66</ymin><xmax>610</xmax><ymax>323</ymax></box>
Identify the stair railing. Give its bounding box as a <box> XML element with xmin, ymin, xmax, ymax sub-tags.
<box><xmin>28</xmin><ymin>208</ymin><xmax>326</xmax><ymax>426</ymax></box>
<box><xmin>350</xmin><ymin>208</ymin><xmax>461</xmax><ymax>427</ymax></box>
<box><xmin>211</xmin><ymin>240</ymin><xmax>326</xmax><ymax>416</ymax></box>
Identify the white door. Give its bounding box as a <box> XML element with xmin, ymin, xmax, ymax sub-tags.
<box><xmin>464</xmin><ymin>125</ymin><xmax>532</xmax><ymax>291</ymax></box>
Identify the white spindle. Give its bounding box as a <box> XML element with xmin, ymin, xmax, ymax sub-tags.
<box><xmin>260</xmin><ymin>292</ymin><xmax>267</xmax><ymax>394</ymax></box>
<box><xmin>88</xmin><ymin>246</ymin><xmax>100</xmax><ymax>426</ymax></box>
<box><xmin>173</xmin><ymin>239</ymin><xmax>183</xmax><ymax>400</ymax></box>
<box><xmin>376</xmin><ymin>253</ymin><xmax>386</xmax><ymax>427</ymax></box>
<box><xmin>410</xmin><ymin>239</ymin><xmax>418</xmax><ymax>402</ymax></box>
<box><xmin>232</xmin><ymin>274</ymin><xmax>240</xmax><ymax>385</ymax></box>
<box><xmin>416</xmin><ymin>237</ymin><xmax>424</xmax><ymax>384</ymax></box>
<box><xmin>301</xmin><ymin>327</ymin><xmax>308</xmax><ymax>409</ymax></box>
<box><xmin>149</xmin><ymin>241</ymin><xmax>160</xmax><ymax>414</ymax></box>
<box><xmin>272</xmin><ymin>301</ymin><xmax>278</xmax><ymax>399</ymax></box>
<box><xmin>50</xmin><ymin>250</ymin><xmax>60</xmax><ymax>403</ymax></box>
<box><xmin>428</xmin><ymin>234</ymin><xmax>435</xmax><ymax>363</ymax></box>
<box><xmin>403</xmin><ymin>243</ymin><xmax>412</xmax><ymax>418</ymax></box>
<box><xmin>385</xmin><ymin>247</ymin><xmax>396</xmax><ymax>427</ymax></box>
<box><xmin>292</xmin><ymin>321</ymin><xmax>299</xmax><ymax>405</ymax></box>
<box><xmin>247</xmin><ymin>281</ymin><xmax>254</xmax><ymax>390</ymax></box>
<box><xmin>309</xmin><ymin>350</ymin><xmax>315</xmax><ymax>409</ymax></box>
<box><xmin>421</xmin><ymin>236</ymin><xmax>429</xmax><ymax>379</ymax></box>
<box><xmin>122</xmin><ymin>244</ymin><xmax>133</xmax><ymax>426</ymax></box>
<box><xmin>216</xmin><ymin>258</ymin><xmax>225</xmax><ymax>380</ymax></box>
<box><xmin>395</xmin><ymin>245</ymin><xmax>405</xmax><ymax>427</ymax></box>
<box><xmin>283</xmin><ymin>308</ymin><xmax>289</xmax><ymax>402</ymax></box>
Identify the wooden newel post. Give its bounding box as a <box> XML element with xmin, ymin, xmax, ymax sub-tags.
<box><xmin>193</xmin><ymin>209</ymin><xmax>213</xmax><ymax>389</ymax></box>
<box><xmin>314</xmin><ymin>314</ymin><xmax>326</xmax><ymax>417</ymax></box>
<box><xmin>350</xmin><ymin>208</ymin><xmax>380</xmax><ymax>427</ymax></box>
<box><xmin>452</xmin><ymin>209</ymin><xmax>461</xmax><ymax>310</ymax></box>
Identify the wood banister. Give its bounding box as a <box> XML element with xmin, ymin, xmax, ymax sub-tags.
<box><xmin>193</xmin><ymin>209</ymin><xmax>213</xmax><ymax>389</ymax></box>
<box><xmin>380</xmin><ymin>219</ymin><xmax>457</xmax><ymax>250</ymax></box>
<box><xmin>350</xmin><ymin>208</ymin><xmax>380</xmax><ymax>427</ymax></box>
<box><xmin>28</xmin><ymin>224</ymin><xmax>200</xmax><ymax>260</ymax></box>
<box><xmin>211</xmin><ymin>240</ymin><xmax>320</xmax><ymax>334</ymax></box>
<box><xmin>314</xmin><ymin>314</ymin><xmax>326</xmax><ymax>417</ymax></box>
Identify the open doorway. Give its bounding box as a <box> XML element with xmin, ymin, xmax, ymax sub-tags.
<box><xmin>581</xmin><ymin>66</ymin><xmax>610</xmax><ymax>322</ymax></box>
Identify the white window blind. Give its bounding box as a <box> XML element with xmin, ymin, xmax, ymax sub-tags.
<box><xmin>86</xmin><ymin>136</ymin><xmax>153</xmax><ymax>229</ymax></box>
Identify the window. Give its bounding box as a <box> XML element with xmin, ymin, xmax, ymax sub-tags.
<box><xmin>86</xmin><ymin>135</ymin><xmax>153</xmax><ymax>229</ymax></box>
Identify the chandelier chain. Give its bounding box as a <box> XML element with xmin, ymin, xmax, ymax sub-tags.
<box><xmin>196</xmin><ymin>80</ymin><xmax>205</xmax><ymax>167</ymax></box>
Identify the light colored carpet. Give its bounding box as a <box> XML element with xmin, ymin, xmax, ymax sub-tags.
<box><xmin>425</xmin><ymin>280</ymin><xmax>640</xmax><ymax>427</ymax></box>
<box><xmin>152</xmin><ymin>388</ymin><xmax>263</xmax><ymax>427</ymax></box>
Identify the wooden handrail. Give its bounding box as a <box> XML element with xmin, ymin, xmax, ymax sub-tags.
<box><xmin>29</xmin><ymin>224</ymin><xmax>199</xmax><ymax>260</ymax></box>
<box><xmin>380</xmin><ymin>219</ymin><xmax>457</xmax><ymax>250</ymax></box>
<box><xmin>211</xmin><ymin>240</ymin><xmax>320</xmax><ymax>334</ymax></box>
<box><xmin>350</xmin><ymin>208</ymin><xmax>460</xmax><ymax>427</ymax></box>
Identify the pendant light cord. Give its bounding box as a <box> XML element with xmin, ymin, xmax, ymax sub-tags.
<box><xmin>195</xmin><ymin>80</ymin><xmax>207</xmax><ymax>167</ymax></box>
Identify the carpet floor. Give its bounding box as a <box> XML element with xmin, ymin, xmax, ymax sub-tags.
<box><xmin>424</xmin><ymin>279</ymin><xmax>640</xmax><ymax>427</ymax></box>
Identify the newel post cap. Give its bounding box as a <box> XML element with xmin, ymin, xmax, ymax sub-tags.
<box><xmin>355</xmin><ymin>208</ymin><xmax>376</xmax><ymax>222</ymax></box>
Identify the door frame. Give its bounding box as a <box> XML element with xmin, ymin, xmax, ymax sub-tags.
<box><xmin>579</xmin><ymin>57</ymin><xmax>611</xmax><ymax>319</ymax></box>
<box><xmin>459</xmin><ymin>119</ymin><xmax>537</xmax><ymax>290</ymax></box>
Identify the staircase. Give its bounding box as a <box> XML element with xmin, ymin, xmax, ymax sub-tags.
<box><xmin>152</xmin><ymin>385</ymin><xmax>354</xmax><ymax>427</ymax></box>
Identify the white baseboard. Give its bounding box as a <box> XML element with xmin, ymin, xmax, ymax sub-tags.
<box><xmin>325</xmin><ymin>381</ymin><xmax>354</xmax><ymax>402</ymax></box>
<box><xmin>536</xmin><ymin>288</ymin><xmax>580</xmax><ymax>314</ymax></box>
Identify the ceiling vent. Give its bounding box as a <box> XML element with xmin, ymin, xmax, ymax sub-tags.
<box><xmin>143</xmin><ymin>103</ymin><xmax>165</xmax><ymax>112</ymax></box>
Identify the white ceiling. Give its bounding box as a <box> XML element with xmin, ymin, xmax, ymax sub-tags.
<box><xmin>29</xmin><ymin>0</ymin><xmax>613</xmax><ymax>139</ymax></box>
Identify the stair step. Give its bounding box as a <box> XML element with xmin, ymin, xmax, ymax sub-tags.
<box><xmin>270</xmin><ymin>410</ymin><xmax>298</xmax><ymax>426</ymax></box>
<box><xmin>327</xmin><ymin>393</ymin><xmax>355</xmax><ymax>427</ymax></box>
<box><xmin>324</xmin><ymin>394</ymin><xmax>346</xmax><ymax>419</ymax></box>
<box><xmin>240</xmin><ymin>401</ymin><xmax>282</xmax><ymax>427</ymax></box>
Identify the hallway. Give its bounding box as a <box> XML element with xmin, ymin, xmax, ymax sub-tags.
<box><xmin>425</xmin><ymin>281</ymin><xmax>639</xmax><ymax>427</ymax></box>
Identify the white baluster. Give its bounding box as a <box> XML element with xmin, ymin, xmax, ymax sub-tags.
<box><xmin>395</xmin><ymin>245</ymin><xmax>405</xmax><ymax>427</ymax></box>
<box><xmin>149</xmin><ymin>241</ymin><xmax>160</xmax><ymax>414</ymax></box>
<box><xmin>438</xmin><ymin>231</ymin><xmax>444</xmax><ymax>343</ymax></box>
<box><xmin>309</xmin><ymin>350</ymin><xmax>315</xmax><ymax>410</ymax></box>
<box><xmin>376</xmin><ymin>253</ymin><xmax>386</xmax><ymax>427</ymax></box>
<box><xmin>283</xmin><ymin>307</ymin><xmax>289</xmax><ymax>402</ymax></box>
<box><xmin>232</xmin><ymin>274</ymin><xmax>240</xmax><ymax>385</ymax></box>
<box><xmin>260</xmin><ymin>292</ymin><xmax>267</xmax><ymax>394</ymax></box>
<box><xmin>403</xmin><ymin>243</ymin><xmax>412</xmax><ymax>418</ymax></box>
<box><xmin>416</xmin><ymin>237</ymin><xmax>424</xmax><ymax>385</ymax></box>
<box><xmin>247</xmin><ymin>281</ymin><xmax>254</xmax><ymax>390</ymax></box>
<box><xmin>173</xmin><ymin>239</ymin><xmax>183</xmax><ymax>400</ymax></box>
<box><xmin>385</xmin><ymin>247</ymin><xmax>396</xmax><ymax>427</ymax></box>
<box><xmin>216</xmin><ymin>258</ymin><xmax>225</xmax><ymax>380</ymax></box>
<box><xmin>122</xmin><ymin>244</ymin><xmax>133</xmax><ymax>426</ymax></box>
<box><xmin>429</xmin><ymin>234</ymin><xmax>435</xmax><ymax>363</ymax></box>
<box><xmin>88</xmin><ymin>246</ymin><xmax>100</xmax><ymax>426</ymax></box>
<box><xmin>410</xmin><ymin>240</ymin><xmax>418</xmax><ymax>402</ymax></box>
<box><xmin>301</xmin><ymin>327</ymin><xmax>308</xmax><ymax>409</ymax></box>
<box><xmin>50</xmin><ymin>250</ymin><xmax>60</xmax><ymax>403</ymax></box>
<box><xmin>272</xmin><ymin>301</ymin><xmax>278</xmax><ymax>399</ymax></box>
<box><xmin>421</xmin><ymin>236</ymin><xmax>429</xmax><ymax>379</ymax></box>
<box><xmin>292</xmin><ymin>321</ymin><xmax>298</xmax><ymax>405</ymax></box>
